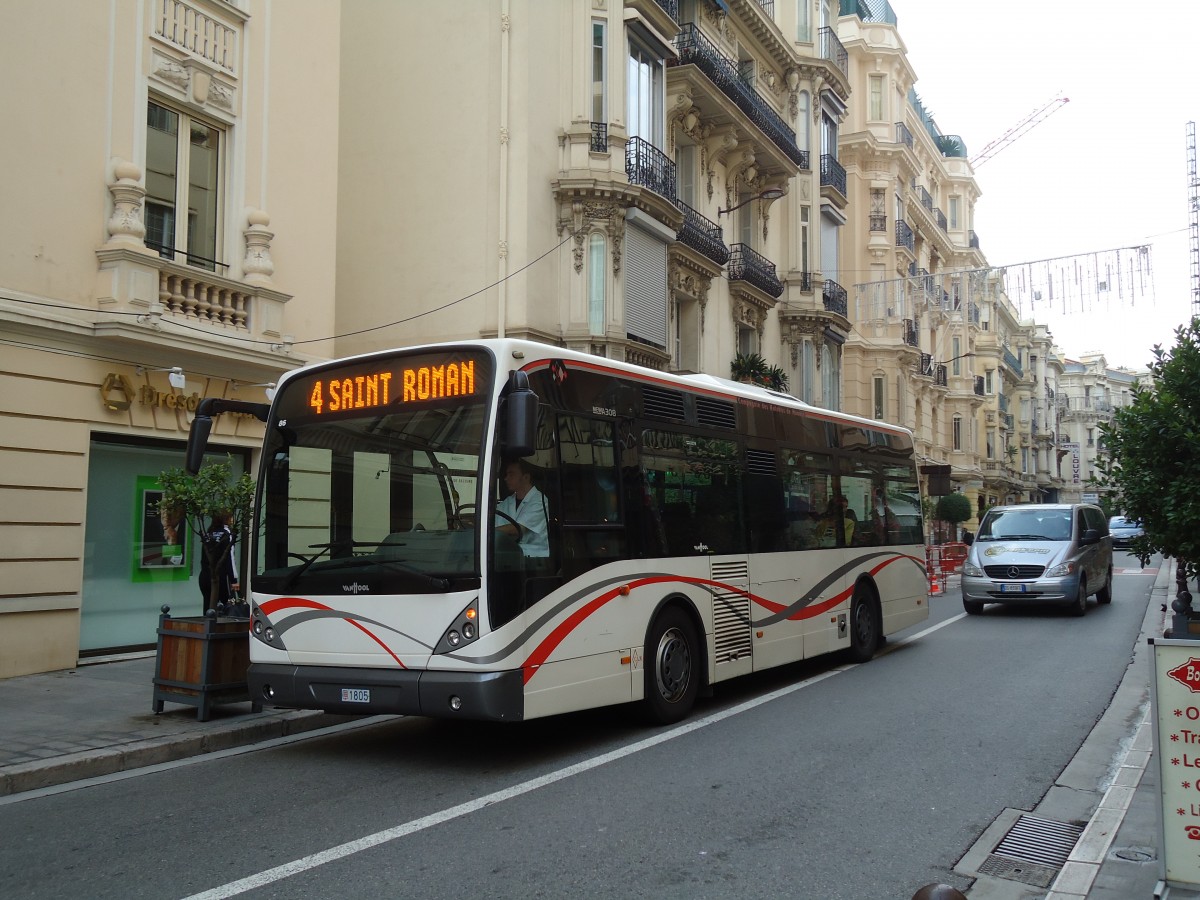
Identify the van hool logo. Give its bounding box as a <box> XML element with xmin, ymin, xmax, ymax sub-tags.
<box><xmin>343</xmin><ymin>582</ymin><xmax>370</xmax><ymax>594</ymax></box>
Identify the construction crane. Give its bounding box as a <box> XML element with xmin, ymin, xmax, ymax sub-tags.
<box><xmin>970</xmin><ymin>96</ymin><xmax>1070</xmax><ymax>168</ymax></box>
<box><xmin>1188</xmin><ymin>121</ymin><xmax>1200</xmax><ymax>313</ymax></box>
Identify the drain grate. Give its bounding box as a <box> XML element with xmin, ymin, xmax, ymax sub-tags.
<box><xmin>977</xmin><ymin>814</ymin><xmax>1085</xmax><ymax>887</ymax></box>
<box><xmin>977</xmin><ymin>854</ymin><xmax>1060</xmax><ymax>888</ymax></box>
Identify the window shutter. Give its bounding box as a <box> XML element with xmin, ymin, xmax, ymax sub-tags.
<box><xmin>625</xmin><ymin>224</ymin><xmax>668</xmax><ymax>349</ymax></box>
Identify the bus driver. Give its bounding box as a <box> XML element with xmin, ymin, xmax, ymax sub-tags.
<box><xmin>495</xmin><ymin>459</ymin><xmax>550</xmax><ymax>560</ymax></box>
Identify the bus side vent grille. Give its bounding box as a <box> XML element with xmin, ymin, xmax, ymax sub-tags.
<box><xmin>745</xmin><ymin>449</ymin><xmax>777</xmax><ymax>475</ymax></box>
<box><xmin>695</xmin><ymin>397</ymin><xmax>737</xmax><ymax>429</ymax></box>
<box><xmin>710</xmin><ymin>561</ymin><xmax>751</xmax><ymax>665</ymax></box>
<box><xmin>642</xmin><ymin>386</ymin><xmax>686</xmax><ymax>421</ymax></box>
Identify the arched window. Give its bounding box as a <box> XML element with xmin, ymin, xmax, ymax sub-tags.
<box><xmin>588</xmin><ymin>232</ymin><xmax>606</xmax><ymax>336</ymax></box>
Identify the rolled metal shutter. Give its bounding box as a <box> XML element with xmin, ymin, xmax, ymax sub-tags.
<box><xmin>625</xmin><ymin>223</ymin><xmax>668</xmax><ymax>349</ymax></box>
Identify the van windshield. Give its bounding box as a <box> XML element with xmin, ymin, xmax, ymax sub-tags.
<box><xmin>977</xmin><ymin>509</ymin><xmax>1072</xmax><ymax>542</ymax></box>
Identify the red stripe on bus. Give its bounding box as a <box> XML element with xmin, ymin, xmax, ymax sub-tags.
<box><xmin>519</xmin><ymin>559</ymin><xmax>912</xmax><ymax>684</ymax></box>
<box><xmin>255</xmin><ymin>597</ymin><xmax>406</xmax><ymax>669</ymax></box>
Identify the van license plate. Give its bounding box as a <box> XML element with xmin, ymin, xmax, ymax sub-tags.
<box><xmin>1000</xmin><ymin>583</ymin><xmax>1027</xmax><ymax>593</ymax></box>
<box><xmin>341</xmin><ymin>688</ymin><xmax>370</xmax><ymax>703</ymax></box>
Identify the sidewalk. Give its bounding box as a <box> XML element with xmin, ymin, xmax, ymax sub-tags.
<box><xmin>960</xmin><ymin>555</ymin><xmax>1197</xmax><ymax>900</ymax></box>
<box><xmin>0</xmin><ymin>653</ymin><xmax>355</xmax><ymax>797</ymax></box>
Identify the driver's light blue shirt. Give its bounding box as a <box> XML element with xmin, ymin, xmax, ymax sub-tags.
<box><xmin>495</xmin><ymin>485</ymin><xmax>550</xmax><ymax>557</ymax></box>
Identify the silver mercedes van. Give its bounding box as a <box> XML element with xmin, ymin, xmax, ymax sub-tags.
<box><xmin>960</xmin><ymin>503</ymin><xmax>1113</xmax><ymax>616</ymax></box>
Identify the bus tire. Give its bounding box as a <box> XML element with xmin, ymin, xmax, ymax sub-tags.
<box><xmin>642</xmin><ymin>607</ymin><xmax>699</xmax><ymax>725</ymax></box>
<box><xmin>847</xmin><ymin>587</ymin><xmax>881</xmax><ymax>663</ymax></box>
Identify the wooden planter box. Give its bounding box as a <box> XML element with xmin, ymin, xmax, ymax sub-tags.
<box><xmin>152</xmin><ymin>608</ymin><xmax>261</xmax><ymax>721</ymax></box>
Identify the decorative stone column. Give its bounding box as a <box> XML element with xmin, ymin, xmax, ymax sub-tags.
<box><xmin>242</xmin><ymin>209</ymin><xmax>275</xmax><ymax>285</ymax></box>
<box><xmin>105</xmin><ymin>159</ymin><xmax>150</xmax><ymax>250</ymax></box>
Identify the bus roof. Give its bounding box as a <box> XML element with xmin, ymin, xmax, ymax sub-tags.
<box><xmin>273</xmin><ymin>338</ymin><xmax>914</xmax><ymax>439</ymax></box>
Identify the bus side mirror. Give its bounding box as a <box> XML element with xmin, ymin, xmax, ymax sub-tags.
<box><xmin>502</xmin><ymin>371</ymin><xmax>538</xmax><ymax>458</ymax></box>
<box><xmin>186</xmin><ymin>415</ymin><xmax>213</xmax><ymax>474</ymax></box>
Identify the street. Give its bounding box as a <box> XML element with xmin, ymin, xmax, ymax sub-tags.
<box><xmin>0</xmin><ymin>554</ymin><xmax>1159</xmax><ymax>900</ymax></box>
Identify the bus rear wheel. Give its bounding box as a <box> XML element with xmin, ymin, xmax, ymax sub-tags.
<box><xmin>847</xmin><ymin>587</ymin><xmax>881</xmax><ymax>663</ymax></box>
<box><xmin>642</xmin><ymin>607</ymin><xmax>699</xmax><ymax>725</ymax></box>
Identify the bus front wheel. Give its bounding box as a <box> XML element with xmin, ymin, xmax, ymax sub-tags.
<box><xmin>642</xmin><ymin>607</ymin><xmax>699</xmax><ymax>725</ymax></box>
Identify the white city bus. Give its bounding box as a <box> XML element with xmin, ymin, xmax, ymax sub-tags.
<box><xmin>190</xmin><ymin>339</ymin><xmax>928</xmax><ymax>724</ymax></box>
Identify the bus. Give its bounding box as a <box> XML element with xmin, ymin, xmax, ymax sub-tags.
<box><xmin>187</xmin><ymin>339</ymin><xmax>928</xmax><ymax>724</ymax></box>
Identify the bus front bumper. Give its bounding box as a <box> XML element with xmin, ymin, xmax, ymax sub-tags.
<box><xmin>248</xmin><ymin>663</ymin><xmax>525</xmax><ymax>722</ymax></box>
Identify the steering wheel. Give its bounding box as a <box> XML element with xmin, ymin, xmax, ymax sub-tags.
<box><xmin>493</xmin><ymin>507</ymin><xmax>520</xmax><ymax>532</ymax></box>
<box><xmin>451</xmin><ymin>503</ymin><xmax>477</xmax><ymax>530</ymax></box>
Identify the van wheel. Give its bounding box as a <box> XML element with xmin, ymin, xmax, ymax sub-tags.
<box><xmin>1068</xmin><ymin>578</ymin><xmax>1088</xmax><ymax>617</ymax></box>
<box><xmin>1097</xmin><ymin>567</ymin><xmax>1113</xmax><ymax>604</ymax></box>
<box><xmin>641</xmin><ymin>607</ymin><xmax>699</xmax><ymax>725</ymax></box>
<box><xmin>963</xmin><ymin>596</ymin><xmax>984</xmax><ymax>615</ymax></box>
<box><xmin>847</xmin><ymin>587</ymin><xmax>881</xmax><ymax>663</ymax></box>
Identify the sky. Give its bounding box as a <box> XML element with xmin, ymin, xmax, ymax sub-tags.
<box><xmin>889</xmin><ymin>0</ymin><xmax>1200</xmax><ymax>370</ymax></box>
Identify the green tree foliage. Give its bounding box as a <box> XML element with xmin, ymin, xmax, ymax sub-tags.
<box><xmin>935</xmin><ymin>492</ymin><xmax>972</xmax><ymax>527</ymax></box>
<box><xmin>158</xmin><ymin>458</ymin><xmax>255</xmax><ymax>612</ymax></box>
<box><xmin>1095</xmin><ymin>318</ymin><xmax>1200</xmax><ymax>578</ymax></box>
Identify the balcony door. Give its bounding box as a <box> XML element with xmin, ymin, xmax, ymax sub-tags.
<box><xmin>627</xmin><ymin>34</ymin><xmax>665</xmax><ymax>149</ymax></box>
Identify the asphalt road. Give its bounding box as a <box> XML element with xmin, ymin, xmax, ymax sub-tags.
<box><xmin>0</xmin><ymin>553</ymin><xmax>1159</xmax><ymax>900</ymax></box>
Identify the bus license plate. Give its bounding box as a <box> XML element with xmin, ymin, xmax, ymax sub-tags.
<box><xmin>1000</xmin><ymin>583</ymin><xmax>1027</xmax><ymax>593</ymax></box>
<box><xmin>341</xmin><ymin>688</ymin><xmax>371</xmax><ymax>703</ymax></box>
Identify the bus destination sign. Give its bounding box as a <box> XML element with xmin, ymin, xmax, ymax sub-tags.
<box><xmin>306</xmin><ymin>359</ymin><xmax>478</xmax><ymax>415</ymax></box>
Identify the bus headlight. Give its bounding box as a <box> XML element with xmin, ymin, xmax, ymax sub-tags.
<box><xmin>447</xmin><ymin>630</ymin><xmax>461</xmax><ymax>646</ymax></box>
<box><xmin>434</xmin><ymin>600</ymin><xmax>481</xmax><ymax>654</ymax></box>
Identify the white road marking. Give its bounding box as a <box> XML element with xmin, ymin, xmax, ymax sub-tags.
<box><xmin>182</xmin><ymin>614</ymin><xmax>958</xmax><ymax>899</ymax></box>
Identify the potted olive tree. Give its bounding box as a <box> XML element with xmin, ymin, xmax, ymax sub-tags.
<box><xmin>152</xmin><ymin>458</ymin><xmax>258</xmax><ymax>721</ymax></box>
<box><xmin>158</xmin><ymin>458</ymin><xmax>254</xmax><ymax>616</ymax></box>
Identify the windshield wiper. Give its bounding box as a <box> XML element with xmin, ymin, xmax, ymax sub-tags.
<box><xmin>281</xmin><ymin>540</ymin><xmax>379</xmax><ymax>588</ymax></box>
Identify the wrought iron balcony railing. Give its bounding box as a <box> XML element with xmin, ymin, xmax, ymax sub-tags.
<box><xmin>791</xmin><ymin>271</ymin><xmax>814</xmax><ymax>292</ymax></box>
<box><xmin>895</xmin><ymin>121</ymin><xmax>914</xmax><ymax>149</ymax></box>
<box><xmin>869</xmin><ymin>214</ymin><xmax>887</xmax><ymax>232</ymax></box>
<box><xmin>998</xmin><ymin>392</ymin><xmax>1010</xmax><ymax>413</ymax></box>
<box><xmin>968</xmin><ymin>301</ymin><xmax>980</xmax><ymax>326</ymax></box>
<box><xmin>818</xmin><ymin>26</ymin><xmax>848</xmax><ymax>77</ymax></box>
<box><xmin>936</xmin><ymin>208</ymin><xmax>948</xmax><ymax>231</ymax></box>
<box><xmin>673</xmin><ymin>24</ymin><xmax>806</xmax><ymax>168</ymax></box>
<box><xmin>820</xmin><ymin>153</ymin><xmax>846</xmax><ymax>195</ymax></box>
<box><xmin>823</xmin><ymin>279</ymin><xmax>848</xmax><ymax>316</ymax></box>
<box><xmin>974</xmin><ymin>375</ymin><xmax>985</xmax><ymax>396</ymax></box>
<box><xmin>590</xmin><ymin>122</ymin><xmax>608</xmax><ymax>153</ymax></box>
<box><xmin>1002</xmin><ymin>345</ymin><xmax>1023</xmax><ymax>377</ymax></box>
<box><xmin>652</xmin><ymin>0</ymin><xmax>680</xmax><ymax>20</ymax></box>
<box><xmin>676</xmin><ymin>201</ymin><xmax>729</xmax><ymax>266</ymax></box>
<box><xmin>935</xmin><ymin>364</ymin><xmax>948</xmax><ymax>387</ymax></box>
<box><xmin>919</xmin><ymin>352</ymin><xmax>932</xmax><ymax>376</ymax></box>
<box><xmin>728</xmin><ymin>243</ymin><xmax>784</xmax><ymax>298</ymax></box>
<box><xmin>895</xmin><ymin>219</ymin><xmax>914</xmax><ymax>252</ymax></box>
<box><xmin>902</xmin><ymin>318</ymin><xmax>919</xmax><ymax>347</ymax></box>
<box><xmin>753</xmin><ymin>0</ymin><xmax>775</xmax><ymax>15</ymax></box>
<box><xmin>918</xmin><ymin>185</ymin><xmax>933</xmax><ymax>212</ymax></box>
<box><xmin>625</xmin><ymin>135</ymin><xmax>677</xmax><ymax>203</ymax></box>
<box><xmin>969</xmin><ymin>229</ymin><xmax>980</xmax><ymax>249</ymax></box>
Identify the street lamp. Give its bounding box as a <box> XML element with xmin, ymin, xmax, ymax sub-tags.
<box><xmin>718</xmin><ymin>188</ymin><xmax>785</xmax><ymax>217</ymax></box>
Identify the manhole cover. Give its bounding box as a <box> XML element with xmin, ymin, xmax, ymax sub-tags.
<box><xmin>1113</xmin><ymin>848</ymin><xmax>1155</xmax><ymax>862</ymax></box>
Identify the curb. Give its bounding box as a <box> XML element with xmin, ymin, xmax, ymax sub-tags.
<box><xmin>0</xmin><ymin>710</ymin><xmax>349</xmax><ymax>798</ymax></box>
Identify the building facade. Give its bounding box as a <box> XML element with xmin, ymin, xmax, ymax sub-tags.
<box><xmin>2</xmin><ymin>0</ymin><xmax>1081</xmax><ymax>677</ymax></box>
<box><xmin>0</xmin><ymin>0</ymin><xmax>338</xmax><ymax>677</ymax></box>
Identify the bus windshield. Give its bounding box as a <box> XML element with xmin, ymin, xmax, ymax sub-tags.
<box><xmin>254</xmin><ymin>349</ymin><xmax>494</xmax><ymax>595</ymax></box>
